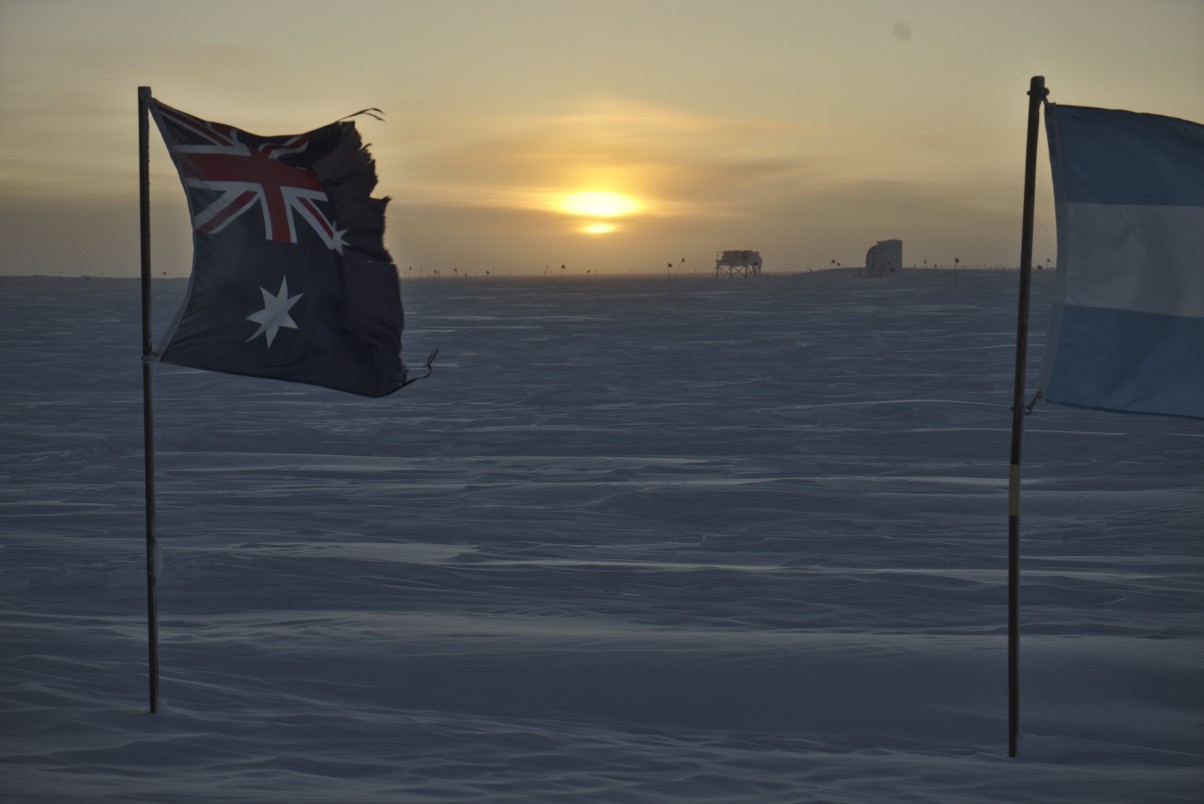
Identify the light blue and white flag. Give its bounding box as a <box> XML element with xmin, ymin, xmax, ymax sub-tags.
<box><xmin>1039</xmin><ymin>104</ymin><xmax>1204</xmax><ymax>419</ymax></box>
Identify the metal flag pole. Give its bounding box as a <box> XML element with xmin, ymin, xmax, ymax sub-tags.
<box><xmin>1008</xmin><ymin>74</ymin><xmax>1047</xmax><ymax>757</ymax></box>
<box><xmin>138</xmin><ymin>85</ymin><xmax>161</xmax><ymax>714</ymax></box>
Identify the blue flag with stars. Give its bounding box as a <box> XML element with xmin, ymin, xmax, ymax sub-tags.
<box><xmin>149</xmin><ymin>97</ymin><xmax>408</xmax><ymax>397</ymax></box>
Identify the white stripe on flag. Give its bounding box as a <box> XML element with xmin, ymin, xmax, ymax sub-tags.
<box><xmin>1063</xmin><ymin>202</ymin><xmax>1204</xmax><ymax>317</ymax></box>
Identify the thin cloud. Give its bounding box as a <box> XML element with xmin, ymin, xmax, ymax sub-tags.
<box><xmin>390</xmin><ymin>97</ymin><xmax>854</xmax><ymax>222</ymax></box>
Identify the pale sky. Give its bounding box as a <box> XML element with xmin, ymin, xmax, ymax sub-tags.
<box><xmin>1</xmin><ymin>0</ymin><xmax>1201</xmax><ymax>276</ymax></box>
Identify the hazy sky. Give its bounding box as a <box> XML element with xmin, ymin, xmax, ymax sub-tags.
<box><xmin>2</xmin><ymin>0</ymin><xmax>1201</xmax><ymax>277</ymax></box>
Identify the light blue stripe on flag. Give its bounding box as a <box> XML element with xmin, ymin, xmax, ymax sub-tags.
<box><xmin>1040</xmin><ymin>104</ymin><xmax>1204</xmax><ymax>419</ymax></box>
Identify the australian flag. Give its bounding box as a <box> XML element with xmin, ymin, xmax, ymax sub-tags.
<box><xmin>149</xmin><ymin>97</ymin><xmax>408</xmax><ymax>397</ymax></box>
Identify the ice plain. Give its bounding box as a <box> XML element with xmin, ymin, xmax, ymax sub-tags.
<box><xmin>1</xmin><ymin>269</ymin><xmax>1200</xmax><ymax>802</ymax></box>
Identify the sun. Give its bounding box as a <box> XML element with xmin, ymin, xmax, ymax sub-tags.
<box><xmin>561</xmin><ymin>192</ymin><xmax>639</xmax><ymax>218</ymax></box>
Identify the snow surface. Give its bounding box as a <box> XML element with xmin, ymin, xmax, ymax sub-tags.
<box><xmin>1</xmin><ymin>269</ymin><xmax>1200</xmax><ymax>803</ymax></box>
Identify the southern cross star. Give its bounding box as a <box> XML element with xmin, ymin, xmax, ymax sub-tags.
<box><xmin>246</xmin><ymin>276</ymin><xmax>302</xmax><ymax>347</ymax></box>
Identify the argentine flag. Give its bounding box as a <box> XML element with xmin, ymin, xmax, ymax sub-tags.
<box><xmin>1040</xmin><ymin>104</ymin><xmax>1204</xmax><ymax>419</ymax></box>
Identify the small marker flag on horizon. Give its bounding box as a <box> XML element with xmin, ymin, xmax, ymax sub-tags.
<box><xmin>148</xmin><ymin>98</ymin><xmax>409</xmax><ymax>397</ymax></box>
<box><xmin>1039</xmin><ymin>104</ymin><xmax>1204</xmax><ymax>419</ymax></box>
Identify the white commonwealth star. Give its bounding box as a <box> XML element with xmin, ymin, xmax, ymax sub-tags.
<box><xmin>245</xmin><ymin>276</ymin><xmax>303</xmax><ymax>347</ymax></box>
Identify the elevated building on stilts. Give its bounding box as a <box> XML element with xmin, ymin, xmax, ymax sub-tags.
<box><xmin>714</xmin><ymin>250</ymin><xmax>762</xmax><ymax>278</ymax></box>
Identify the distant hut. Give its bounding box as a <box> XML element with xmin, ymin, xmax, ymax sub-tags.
<box><xmin>714</xmin><ymin>250</ymin><xmax>762</xmax><ymax>278</ymax></box>
<box><xmin>865</xmin><ymin>239</ymin><xmax>902</xmax><ymax>277</ymax></box>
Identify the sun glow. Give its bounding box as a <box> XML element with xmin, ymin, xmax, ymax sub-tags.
<box><xmin>561</xmin><ymin>192</ymin><xmax>639</xmax><ymax>218</ymax></box>
<box><xmin>581</xmin><ymin>222</ymin><xmax>616</xmax><ymax>235</ymax></box>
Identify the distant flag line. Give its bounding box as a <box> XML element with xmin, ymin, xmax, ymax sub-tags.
<box><xmin>137</xmin><ymin>87</ymin><xmax>430</xmax><ymax>713</ymax></box>
<box><xmin>1007</xmin><ymin>76</ymin><xmax>1202</xmax><ymax>757</ymax></box>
